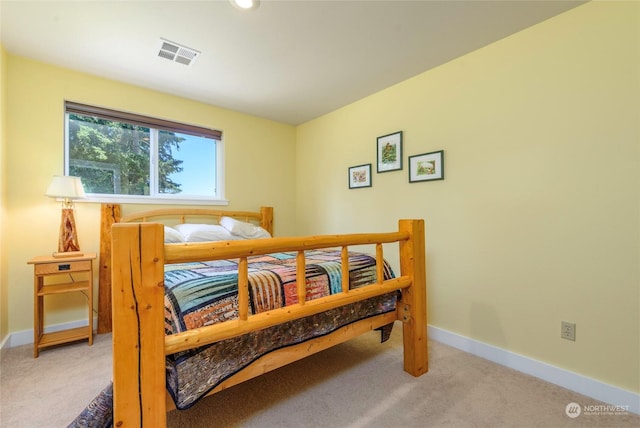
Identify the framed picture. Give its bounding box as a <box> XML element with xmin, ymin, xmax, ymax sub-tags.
<box><xmin>376</xmin><ymin>131</ymin><xmax>403</xmax><ymax>172</ymax></box>
<box><xmin>348</xmin><ymin>163</ymin><xmax>372</xmax><ymax>189</ymax></box>
<box><xmin>409</xmin><ymin>150</ymin><xmax>444</xmax><ymax>183</ymax></box>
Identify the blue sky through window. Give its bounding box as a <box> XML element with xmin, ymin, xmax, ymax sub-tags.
<box><xmin>166</xmin><ymin>133</ymin><xmax>216</xmax><ymax>196</ymax></box>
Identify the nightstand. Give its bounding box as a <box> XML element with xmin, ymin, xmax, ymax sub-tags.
<box><xmin>27</xmin><ymin>252</ymin><xmax>96</xmax><ymax>358</ymax></box>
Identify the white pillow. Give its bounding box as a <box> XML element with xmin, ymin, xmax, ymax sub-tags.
<box><xmin>172</xmin><ymin>223</ymin><xmax>236</xmax><ymax>242</ymax></box>
<box><xmin>219</xmin><ymin>216</ymin><xmax>271</xmax><ymax>239</ymax></box>
<box><xmin>164</xmin><ymin>226</ymin><xmax>184</xmax><ymax>244</ymax></box>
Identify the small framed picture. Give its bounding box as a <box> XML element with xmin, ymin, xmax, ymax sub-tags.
<box><xmin>377</xmin><ymin>131</ymin><xmax>403</xmax><ymax>173</ymax></box>
<box><xmin>348</xmin><ymin>163</ymin><xmax>372</xmax><ymax>189</ymax></box>
<box><xmin>409</xmin><ymin>150</ymin><xmax>444</xmax><ymax>183</ymax></box>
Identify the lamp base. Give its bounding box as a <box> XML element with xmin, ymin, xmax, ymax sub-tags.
<box><xmin>58</xmin><ymin>207</ymin><xmax>81</xmax><ymax>253</ymax></box>
<box><xmin>52</xmin><ymin>251</ymin><xmax>85</xmax><ymax>258</ymax></box>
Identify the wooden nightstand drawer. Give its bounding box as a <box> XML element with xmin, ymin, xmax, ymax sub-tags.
<box><xmin>34</xmin><ymin>260</ymin><xmax>91</xmax><ymax>275</ymax></box>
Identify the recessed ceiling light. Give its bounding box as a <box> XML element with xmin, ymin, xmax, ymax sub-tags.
<box><xmin>230</xmin><ymin>0</ymin><xmax>260</xmax><ymax>11</ymax></box>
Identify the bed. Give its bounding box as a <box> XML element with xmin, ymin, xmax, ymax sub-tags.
<box><xmin>101</xmin><ymin>204</ymin><xmax>427</xmax><ymax>427</ymax></box>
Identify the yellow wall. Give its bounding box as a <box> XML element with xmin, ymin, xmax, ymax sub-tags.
<box><xmin>4</xmin><ymin>56</ymin><xmax>296</xmax><ymax>333</ymax></box>
<box><xmin>297</xmin><ymin>1</ymin><xmax>639</xmax><ymax>393</ymax></box>
<box><xmin>2</xmin><ymin>0</ymin><xmax>638</xmax><ymax>397</ymax></box>
<box><xmin>0</xmin><ymin>43</ymin><xmax>7</xmax><ymax>343</ymax></box>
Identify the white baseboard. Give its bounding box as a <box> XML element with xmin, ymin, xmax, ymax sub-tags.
<box><xmin>3</xmin><ymin>317</ymin><xmax>98</xmax><ymax>348</ymax></box>
<box><xmin>429</xmin><ymin>325</ymin><xmax>640</xmax><ymax>415</ymax></box>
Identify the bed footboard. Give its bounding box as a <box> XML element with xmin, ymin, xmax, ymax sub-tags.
<box><xmin>111</xmin><ymin>219</ymin><xmax>427</xmax><ymax>427</ymax></box>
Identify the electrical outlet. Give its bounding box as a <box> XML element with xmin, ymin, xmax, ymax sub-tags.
<box><xmin>561</xmin><ymin>321</ymin><xmax>576</xmax><ymax>341</ymax></box>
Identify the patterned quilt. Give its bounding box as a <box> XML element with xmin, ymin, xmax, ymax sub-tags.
<box><xmin>164</xmin><ymin>249</ymin><xmax>398</xmax><ymax>409</ymax></box>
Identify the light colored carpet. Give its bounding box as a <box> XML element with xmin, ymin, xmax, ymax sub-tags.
<box><xmin>1</xmin><ymin>323</ymin><xmax>638</xmax><ymax>427</ymax></box>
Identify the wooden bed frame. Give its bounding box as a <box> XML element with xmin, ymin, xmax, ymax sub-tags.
<box><xmin>103</xmin><ymin>204</ymin><xmax>427</xmax><ymax>427</ymax></box>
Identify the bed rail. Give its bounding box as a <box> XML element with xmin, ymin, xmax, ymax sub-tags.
<box><xmin>111</xmin><ymin>219</ymin><xmax>426</xmax><ymax>427</ymax></box>
<box><xmin>164</xmin><ymin>231</ymin><xmax>408</xmax><ymax>262</ymax></box>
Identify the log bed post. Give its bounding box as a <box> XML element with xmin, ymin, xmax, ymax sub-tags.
<box><xmin>98</xmin><ymin>203</ymin><xmax>120</xmax><ymax>333</ymax></box>
<box><xmin>398</xmin><ymin>219</ymin><xmax>428</xmax><ymax>376</ymax></box>
<box><xmin>260</xmin><ymin>206</ymin><xmax>274</xmax><ymax>235</ymax></box>
<box><xmin>112</xmin><ymin>223</ymin><xmax>166</xmax><ymax>427</ymax></box>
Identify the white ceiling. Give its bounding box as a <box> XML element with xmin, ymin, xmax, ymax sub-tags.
<box><xmin>0</xmin><ymin>0</ymin><xmax>584</xmax><ymax>125</ymax></box>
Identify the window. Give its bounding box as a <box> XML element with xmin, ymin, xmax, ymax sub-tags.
<box><xmin>64</xmin><ymin>101</ymin><xmax>225</xmax><ymax>203</ymax></box>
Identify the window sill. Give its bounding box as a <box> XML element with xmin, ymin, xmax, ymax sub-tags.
<box><xmin>75</xmin><ymin>195</ymin><xmax>229</xmax><ymax>206</ymax></box>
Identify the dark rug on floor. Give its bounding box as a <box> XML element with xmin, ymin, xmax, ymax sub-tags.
<box><xmin>67</xmin><ymin>382</ymin><xmax>113</xmax><ymax>428</ymax></box>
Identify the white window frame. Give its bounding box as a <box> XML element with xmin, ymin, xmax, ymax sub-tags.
<box><xmin>64</xmin><ymin>101</ymin><xmax>227</xmax><ymax>205</ymax></box>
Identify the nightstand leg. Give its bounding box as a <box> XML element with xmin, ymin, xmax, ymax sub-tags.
<box><xmin>88</xmin><ymin>281</ymin><xmax>94</xmax><ymax>346</ymax></box>
<box><xmin>33</xmin><ymin>279</ymin><xmax>41</xmax><ymax>358</ymax></box>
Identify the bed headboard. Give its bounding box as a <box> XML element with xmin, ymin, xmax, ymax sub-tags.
<box><xmin>97</xmin><ymin>204</ymin><xmax>274</xmax><ymax>333</ymax></box>
<box><xmin>118</xmin><ymin>206</ymin><xmax>274</xmax><ymax>234</ymax></box>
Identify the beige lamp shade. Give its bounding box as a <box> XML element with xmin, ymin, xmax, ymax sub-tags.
<box><xmin>45</xmin><ymin>175</ymin><xmax>86</xmax><ymax>203</ymax></box>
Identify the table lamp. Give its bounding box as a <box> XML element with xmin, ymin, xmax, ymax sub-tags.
<box><xmin>45</xmin><ymin>175</ymin><xmax>86</xmax><ymax>257</ymax></box>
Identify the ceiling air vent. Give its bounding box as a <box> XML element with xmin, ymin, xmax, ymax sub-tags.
<box><xmin>157</xmin><ymin>38</ymin><xmax>200</xmax><ymax>67</ymax></box>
